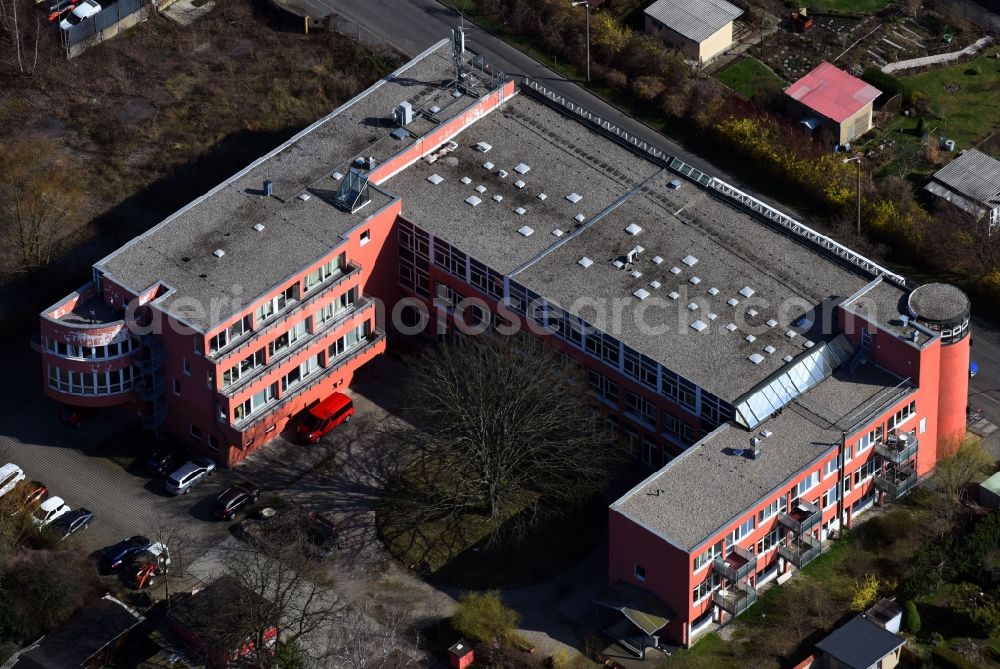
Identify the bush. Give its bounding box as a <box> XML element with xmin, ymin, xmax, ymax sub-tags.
<box><xmin>861</xmin><ymin>67</ymin><xmax>911</xmax><ymax>103</ymax></box>
<box><xmin>452</xmin><ymin>591</ymin><xmax>521</xmax><ymax>644</ymax></box>
<box><xmin>904</xmin><ymin>601</ymin><xmax>921</xmax><ymax>634</ymax></box>
<box><xmin>933</xmin><ymin>644</ymin><xmax>982</xmax><ymax>669</ymax></box>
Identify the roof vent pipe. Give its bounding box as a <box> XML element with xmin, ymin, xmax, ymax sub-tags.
<box><xmin>263</xmin><ymin>180</ymin><xmax>273</xmax><ymax>197</ymax></box>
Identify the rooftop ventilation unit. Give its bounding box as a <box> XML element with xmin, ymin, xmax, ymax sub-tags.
<box><xmin>687</xmin><ymin>303</ymin><xmax>699</xmax><ymax>311</ymax></box>
<box><xmin>630</xmin><ymin>270</ymin><xmax>642</xmax><ymax>279</ymax></box>
<box><xmin>910</xmin><ymin>330</ymin><xmax>919</xmax><ymax>342</ymax></box>
<box><xmin>517</xmin><ymin>226</ymin><xmax>534</xmax><ymax>237</ymax></box>
<box><xmin>354</xmin><ymin>156</ymin><xmax>376</xmax><ymax>170</ymax></box>
<box><xmin>899</xmin><ymin>314</ymin><xmax>910</xmax><ymax>326</ymax></box>
<box><xmin>761</xmin><ymin>429</ymin><xmax>773</xmax><ymax>438</ymax></box>
<box><xmin>766</xmin><ymin>319</ymin><xmax>778</xmax><ymax>328</ymax></box>
<box><xmin>466</xmin><ymin>195</ymin><xmax>482</xmax><ymax>207</ymax></box>
<box><xmin>578</xmin><ymin>257</ymin><xmax>593</xmax><ymax>268</ymax></box>
<box><xmin>483</xmin><ymin>161</ymin><xmax>494</xmax><ymax>170</ymax></box>
<box><xmin>626</xmin><ymin>247</ymin><xmax>642</xmax><ymax>263</ymax></box>
<box><xmin>748</xmin><ymin>353</ymin><xmax>765</xmax><ymax>365</ymax></box>
<box><xmin>708</xmin><ymin>287</ymin><xmax>719</xmax><ymax>296</ymax></box>
<box><xmin>461</xmin><ymin>177</ymin><xmax>472</xmax><ymax>185</ymax></box>
<box><xmin>708</xmin><ymin>313</ymin><xmax>718</xmax><ymax>320</ymax></box>
<box><xmin>213</xmin><ymin>249</ymin><xmax>225</xmax><ymax>258</ymax></box>
<box><xmin>332</xmin><ymin>172</ymin><xmax>344</xmax><ymax>181</ymax></box>
<box><xmin>764</xmin><ymin>345</ymin><xmax>776</xmax><ymax>354</ymax></box>
<box><xmin>492</xmin><ymin>195</ymin><xmax>503</xmax><ymax>202</ymax></box>
<box><xmin>334</xmin><ymin>169</ymin><xmax>372</xmax><ymax>213</ymax></box>
<box><xmin>514</xmin><ymin>163</ymin><xmax>531</xmax><ymax>174</ymax></box>
<box><xmin>750</xmin><ymin>436</ymin><xmax>761</xmax><ymax>447</ymax></box>
<box><xmin>726</xmin><ymin>323</ymin><xmax>738</xmax><ymax>332</ymax></box>
<box><xmin>514</xmin><ymin>180</ymin><xmax>526</xmax><ymax>189</ymax></box>
<box><xmin>668</xmin><ymin>291</ymin><xmax>680</xmax><ymax>300</ymax></box>
<box><xmin>746</xmin><ymin>308</ymin><xmax>758</xmax><ymax>317</ymax></box>
<box><xmin>633</xmin><ymin>288</ymin><xmax>650</xmax><ymax>301</ymax></box>
<box><xmin>566</xmin><ymin>192</ymin><xmax>582</xmax><ymax>203</ymax></box>
<box><xmin>391</xmin><ymin>127</ymin><xmax>408</xmax><ymax>140</ymax></box>
<box><xmin>652</xmin><ymin>256</ymin><xmax>663</xmax><ymax>265</ymax></box>
<box><xmin>804</xmin><ymin>340</ymin><xmax>815</xmax><ymax>348</ymax></box>
<box><xmin>689</xmin><ymin>276</ymin><xmax>701</xmax><ymax>285</ymax></box>
<box><xmin>727</xmin><ymin>298</ymin><xmax>739</xmax><ymax>306</ymax></box>
<box><xmin>682</xmin><ymin>255</ymin><xmax>698</xmax><ymax>266</ymax></box>
<box><xmin>476</xmin><ymin>142</ymin><xmax>492</xmax><ymax>153</ymax></box>
<box><xmin>263</xmin><ymin>180</ymin><xmax>273</xmax><ymax>197</ymax></box>
<box><xmin>691</xmin><ymin>320</ymin><xmax>708</xmax><ymax>332</ymax></box>
<box><xmin>475</xmin><ymin>185</ymin><xmax>486</xmax><ymax>194</ymax></box>
<box><xmin>740</xmin><ymin>286</ymin><xmax>755</xmax><ymax>298</ymax></box>
<box><xmin>625</xmin><ymin>223</ymin><xmax>642</xmax><ymax>235</ymax></box>
<box><xmin>298</xmin><ymin>192</ymin><xmax>311</xmax><ymax>202</ymax></box>
<box><xmin>746</xmin><ymin>335</ymin><xmax>756</xmax><ymax>343</ymax></box>
<box><xmin>497</xmin><ymin>170</ymin><xmax>508</xmax><ymax>179</ymax></box>
<box><xmin>427</xmin><ymin>174</ymin><xmax>444</xmax><ymax>185</ymax></box>
<box><xmin>650</xmin><ymin>280</ymin><xmax>661</xmax><ymax>289</ymax></box>
<box><xmin>393</xmin><ymin>100</ymin><xmax>414</xmax><ymax>126</ymax></box>
<box><xmin>552</xmin><ymin>229</ymin><xmax>564</xmax><ymax>237</ymax></box>
<box><xmin>785</xmin><ymin>330</ymin><xmax>797</xmax><ymax>338</ymax></box>
<box><xmin>670</xmin><ymin>267</ymin><xmax>681</xmax><ymax>275</ymax></box>
<box><xmin>253</xmin><ymin>224</ymin><xmax>265</xmax><ymax>232</ymax></box>
<box><xmin>613</xmin><ymin>260</ymin><xmax>625</xmax><ymax>269</ymax></box>
<box><xmin>514</xmin><ymin>207</ymin><xmax>526</xmax><ymax>215</ymax></box>
<box><xmin>783</xmin><ymin>355</ymin><xmax>794</xmax><ymax>362</ymax></box>
<box><xmin>574</xmin><ymin>214</ymin><xmax>586</xmax><ymax>223</ymax></box>
<box><xmin>537</xmin><ymin>193</ymin><xmax>547</xmax><ymax>201</ymax></box>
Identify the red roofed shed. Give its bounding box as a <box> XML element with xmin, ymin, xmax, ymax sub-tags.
<box><xmin>785</xmin><ymin>62</ymin><xmax>881</xmax><ymax>146</ymax></box>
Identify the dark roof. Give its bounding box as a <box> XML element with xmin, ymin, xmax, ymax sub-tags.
<box><xmin>594</xmin><ymin>582</ymin><xmax>673</xmax><ymax>635</ymax></box>
<box><xmin>929</xmin><ymin>148</ymin><xmax>1000</xmax><ymax>207</ymax></box>
<box><xmin>7</xmin><ymin>595</ymin><xmax>143</xmax><ymax>669</ymax></box>
<box><xmin>168</xmin><ymin>575</ymin><xmax>274</xmax><ymax>649</ymax></box>
<box><xmin>815</xmin><ymin>616</ymin><xmax>905</xmax><ymax>669</ymax></box>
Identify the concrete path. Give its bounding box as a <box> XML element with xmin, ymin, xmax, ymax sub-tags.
<box><xmin>161</xmin><ymin>0</ymin><xmax>216</xmax><ymax>26</ymax></box>
<box><xmin>882</xmin><ymin>37</ymin><xmax>994</xmax><ymax>74</ymax></box>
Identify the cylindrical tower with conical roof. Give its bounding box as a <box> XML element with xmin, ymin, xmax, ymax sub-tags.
<box><xmin>908</xmin><ymin>283</ymin><xmax>970</xmax><ymax>456</ymax></box>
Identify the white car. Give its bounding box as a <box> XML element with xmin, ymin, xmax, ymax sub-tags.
<box><xmin>32</xmin><ymin>497</ymin><xmax>70</xmax><ymax>527</ymax></box>
<box><xmin>0</xmin><ymin>464</ymin><xmax>25</xmax><ymax>499</ymax></box>
<box><xmin>165</xmin><ymin>458</ymin><xmax>216</xmax><ymax>495</ymax></box>
<box><xmin>59</xmin><ymin>0</ymin><xmax>101</xmax><ymax>30</ymax></box>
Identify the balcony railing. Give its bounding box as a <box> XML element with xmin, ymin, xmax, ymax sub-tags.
<box><xmin>209</xmin><ymin>264</ymin><xmax>362</xmax><ymax>364</ymax></box>
<box><xmin>778</xmin><ymin>499</ymin><xmax>821</xmax><ymax>535</ymax></box>
<box><xmin>875</xmin><ymin>432</ymin><xmax>918</xmax><ymax>466</ymax></box>
<box><xmin>777</xmin><ymin>533</ymin><xmax>822</xmax><ymax>568</ymax></box>
<box><xmin>231</xmin><ymin>330</ymin><xmax>385</xmax><ymax>431</ymax></box>
<box><xmin>221</xmin><ymin>297</ymin><xmax>374</xmax><ymax>398</ymax></box>
<box><xmin>713</xmin><ymin>545</ymin><xmax>758</xmax><ymax>583</ymax></box>
<box><xmin>712</xmin><ymin>579</ymin><xmax>757</xmax><ymax>617</ymax></box>
<box><xmin>874</xmin><ymin>465</ymin><xmax>918</xmax><ymax>500</ymax></box>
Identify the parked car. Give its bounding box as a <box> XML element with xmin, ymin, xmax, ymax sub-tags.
<box><xmin>213</xmin><ymin>482</ymin><xmax>261</xmax><ymax>521</ymax></box>
<box><xmin>58</xmin><ymin>405</ymin><xmax>97</xmax><ymax>428</ymax></box>
<box><xmin>31</xmin><ymin>497</ymin><xmax>70</xmax><ymax>527</ymax></box>
<box><xmin>59</xmin><ymin>0</ymin><xmax>100</xmax><ymax>29</ymax></box>
<box><xmin>4</xmin><ymin>480</ymin><xmax>48</xmax><ymax>515</ymax></box>
<box><xmin>165</xmin><ymin>458</ymin><xmax>216</xmax><ymax>495</ymax></box>
<box><xmin>295</xmin><ymin>392</ymin><xmax>354</xmax><ymax>444</ymax></box>
<box><xmin>99</xmin><ymin>535</ymin><xmax>152</xmax><ymax>573</ymax></box>
<box><xmin>145</xmin><ymin>446</ymin><xmax>186</xmax><ymax>477</ymax></box>
<box><xmin>0</xmin><ymin>463</ymin><xmax>25</xmax><ymax>499</ymax></box>
<box><xmin>50</xmin><ymin>508</ymin><xmax>94</xmax><ymax>540</ymax></box>
<box><xmin>970</xmin><ymin>360</ymin><xmax>979</xmax><ymax>378</ymax></box>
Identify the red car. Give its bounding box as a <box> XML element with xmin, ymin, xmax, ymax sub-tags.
<box><xmin>4</xmin><ymin>480</ymin><xmax>47</xmax><ymax>516</ymax></box>
<box><xmin>295</xmin><ymin>393</ymin><xmax>353</xmax><ymax>444</ymax></box>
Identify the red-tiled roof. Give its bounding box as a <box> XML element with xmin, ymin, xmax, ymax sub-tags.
<box><xmin>785</xmin><ymin>62</ymin><xmax>882</xmax><ymax>123</ymax></box>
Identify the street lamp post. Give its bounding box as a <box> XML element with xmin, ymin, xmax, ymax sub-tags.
<box><xmin>572</xmin><ymin>0</ymin><xmax>591</xmax><ymax>83</ymax></box>
<box><xmin>843</xmin><ymin>156</ymin><xmax>862</xmax><ymax>236</ymax></box>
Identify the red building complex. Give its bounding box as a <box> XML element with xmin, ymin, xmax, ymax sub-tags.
<box><xmin>40</xmin><ymin>37</ymin><xmax>970</xmax><ymax>651</ymax></box>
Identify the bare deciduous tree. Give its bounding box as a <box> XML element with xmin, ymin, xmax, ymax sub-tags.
<box><xmin>382</xmin><ymin>335</ymin><xmax>620</xmax><ymax>542</ymax></box>
<box><xmin>325</xmin><ymin>602</ymin><xmax>419</xmax><ymax>669</ymax></box>
<box><xmin>0</xmin><ymin>0</ymin><xmax>42</xmax><ymax>76</ymax></box>
<box><xmin>0</xmin><ymin>141</ymin><xmax>79</xmax><ymax>276</ymax></box>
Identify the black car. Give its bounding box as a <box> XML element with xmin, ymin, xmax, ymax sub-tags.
<box><xmin>99</xmin><ymin>535</ymin><xmax>151</xmax><ymax>573</ymax></box>
<box><xmin>145</xmin><ymin>446</ymin><xmax>184</xmax><ymax>477</ymax></box>
<box><xmin>213</xmin><ymin>482</ymin><xmax>261</xmax><ymax>520</ymax></box>
<box><xmin>50</xmin><ymin>508</ymin><xmax>94</xmax><ymax>540</ymax></box>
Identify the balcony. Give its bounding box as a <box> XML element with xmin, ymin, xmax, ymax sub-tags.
<box><xmin>713</xmin><ymin>545</ymin><xmax>758</xmax><ymax>583</ymax></box>
<box><xmin>875</xmin><ymin>432</ymin><xmax>918</xmax><ymax>466</ymax></box>
<box><xmin>712</xmin><ymin>579</ymin><xmax>757</xmax><ymax>617</ymax></box>
<box><xmin>210</xmin><ymin>264</ymin><xmax>362</xmax><ymax>363</ymax></box>
<box><xmin>232</xmin><ymin>330</ymin><xmax>385</xmax><ymax>431</ymax></box>
<box><xmin>778</xmin><ymin>499</ymin><xmax>821</xmax><ymax>535</ymax></box>
<box><xmin>874</xmin><ymin>465</ymin><xmax>918</xmax><ymax>500</ymax></box>
<box><xmin>221</xmin><ymin>296</ymin><xmax>374</xmax><ymax>398</ymax></box>
<box><xmin>777</xmin><ymin>533</ymin><xmax>822</xmax><ymax>568</ymax></box>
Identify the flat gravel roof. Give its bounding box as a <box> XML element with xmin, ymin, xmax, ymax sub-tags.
<box><xmin>611</xmin><ymin>363</ymin><xmax>913</xmax><ymax>551</ymax></box>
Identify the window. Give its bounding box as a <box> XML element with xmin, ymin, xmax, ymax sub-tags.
<box><xmin>730</xmin><ymin>516</ymin><xmax>755</xmax><ymax>544</ymax></box>
<box><xmin>435</xmin><ymin>282</ymin><xmax>458</xmax><ymax>312</ymax></box>
<box><xmin>822</xmin><ymin>485</ymin><xmax>842</xmax><ymax>509</ymax></box>
<box><xmin>888</xmin><ymin>401</ymin><xmax>917</xmax><ymax>430</ymax></box>
<box><xmin>623</xmin><ymin>429</ymin><xmax>639</xmax><ymax>458</ymax></box>
<box><xmin>796</xmin><ymin>471</ymin><xmax>820</xmax><ymax>497</ymax></box>
<box><xmin>328</xmin><ymin>322</ymin><xmax>370</xmax><ymax>361</ymax></box>
<box><xmin>824</xmin><ymin>455</ymin><xmax>842</xmax><ymax>479</ymax></box>
<box><xmin>624</xmin><ymin>391</ymin><xmax>656</xmax><ymax>428</ymax></box>
<box><xmin>222</xmin><ymin>350</ymin><xmax>266</xmax><ymax>388</ymax></box>
<box><xmin>269</xmin><ymin>320</ymin><xmax>307</xmax><ymax>357</ymax></box>
<box><xmin>587</xmin><ymin>370</ymin><xmax>619</xmax><ymax>405</ymax></box>
<box><xmin>634</xmin><ymin>564</ymin><xmax>646</xmax><ymax>581</ymax></box>
<box><xmin>857</xmin><ymin>425</ymin><xmax>884</xmax><ymax>453</ymax></box>
<box><xmin>210</xmin><ymin>315</ymin><xmax>252</xmax><ymax>354</ymax></box>
<box><xmin>207</xmin><ymin>435</ymin><xmax>220</xmax><ymax>452</ymax></box>
<box><xmin>758</xmin><ymin>497</ymin><xmax>786</xmax><ymax>524</ymax></box>
<box><xmin>256</xmin><ymin>285</ymin><xmax>297</xmax><ymax>324</ymax></box>
<box><xmin>641</xmin><ymin>435</ymin><xmax>656</xmax><ymax>467</ymax></box>
<box><xmin>693</xmin><ymin>541</ymin><xmax>723</xmax><ymax>572</ymax></box>
<box><xmin>693</xmin><ymin>573</ymin><xmax>721</xmax><ymax>603</ymax></box>
<box><xmin>315</xmin><ymin>288</ymin><xmax>355</xmax><ymax>327</ymax></box>
<box><xmin>756</xmin><ymin>528</ymin><xmax>781</xmax><ymax>554</ymax></box>
<box><xmin>233</xmin><ymin>383</ymin><xmax>278</xmax><ymax>422</ymax></box>
<box><xmin>182</xmin><ymin>358</ymin><xmax>191</xmax><ymax>376</ymax></box>
<box><xmin>194</xmin><ymin>338</ymin><xmax>204</xmax><ymax>354</ymax></box>
<box><xmin>173</xmin><ymin>379</ymin><xmax>181</xmax><ymax>396</ymax></box>
<box><xmin>854</xmin><ymin>459</ymin><xmax>877</xmax><ymax>485</ymax></box>
<box><xmin>919</xmin><ymin>417</ymin><xmax>927</xmax><ymax>434</ymax></box>
<box><xmin>359</xmin><ymin>229</ymin><xmax>371</xmax><ymax>246</ymax></box>
<box><xmin>190</xmin><ymin>425</ymin><xmax>202</xmax><ymax>440</ymax></box>
<box><xmin>281</xmin><ymin>354</ymin><xmax>321</xmax><ymax>392</ymax></box>
<box><xmin>47</xmin><ymin>365</ymin><xmax>135</xmax><ymax>395</ymax></box>
<box><xmin>303</xmin><ymin>254</ymin><xmax>345</xmax><ymax>293</ymax></box>
<box><xmin>46</xmin><ymin>337</ymin><xmax>138</xmax><ymax>360</ymax></box>
<box><xmin>845</xmin><ymin>445</ymin><xmax>853</xmax><ymax>463</ymax></box>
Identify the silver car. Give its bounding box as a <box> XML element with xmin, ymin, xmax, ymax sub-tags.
<box><xmin>164</xmin><ymin>457</ymin><xmax>216</xmax><ymax>495</ymax></box>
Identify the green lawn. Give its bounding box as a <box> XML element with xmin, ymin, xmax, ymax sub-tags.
<box><xmin>808</xmin><ymin>0</ymin><xmax>893</xmax><ymax>12</ymax></box>
<box><xmin>901</xmin><ymin>47</ymin><xmax>1000</xmax><ymax>149</ymax></box>
<box><xmin>717</xmin><ymin>58</ymin><xmax>786</xmax><ymax>100</ymax></box>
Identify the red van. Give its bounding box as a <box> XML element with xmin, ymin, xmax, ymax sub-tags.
<box><xmin>296</xmin><ymin>392</ymin><xmax>354</xmax><ymax>444</ymax></box>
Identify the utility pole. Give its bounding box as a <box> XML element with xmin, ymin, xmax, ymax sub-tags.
<box><xmin>572</xmin><ymin>1</ymin><xmax>591</xmax><ymax>83</ymax></box>
<box><xmin>843</xmin><ymin>155</ymin><xmax>862</xmax><ymax>236</ymax></box>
